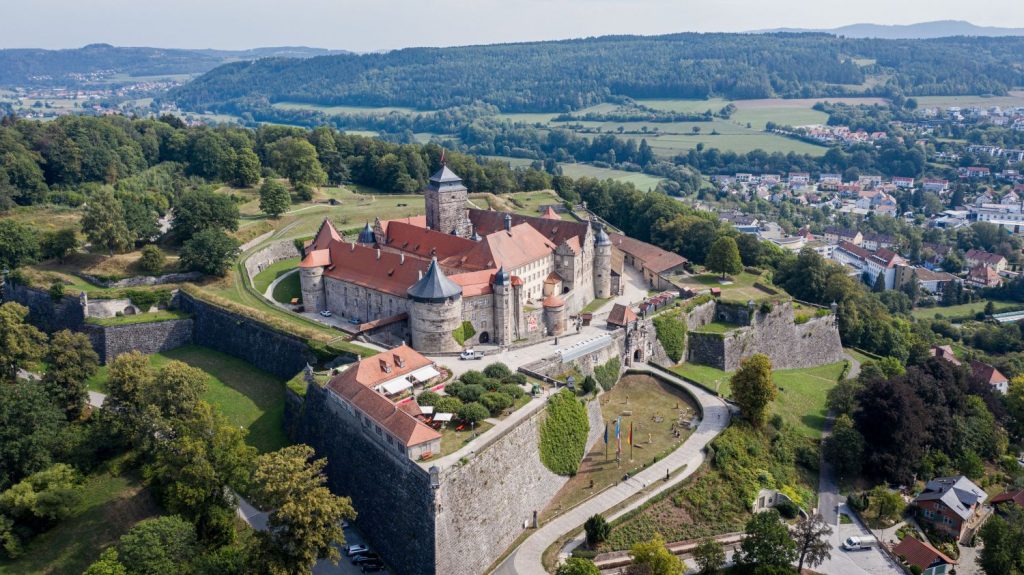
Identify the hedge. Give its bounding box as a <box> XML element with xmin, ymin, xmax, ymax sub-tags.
<box><xmin>594</xmin><ymin>357</ymin><xmax>621</xmax><ymax>391</ymax></box>
<box><xmin>652</xmin><ymin>311</ymin><xmax>686</xmax><ymax>363</ymax></box>
<box><xmin>539</xmin><ymin>389</ymin><xmax>590</xmax><ymax>476</ymax></box>
<box><xmin>452</xmin><ymin>321</ymin><xmax>476</xmax><ymax>346</ymax></box>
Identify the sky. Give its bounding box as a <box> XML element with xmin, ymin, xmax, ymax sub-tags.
<box><xmin>6</xmin><ymin>0</ymin><xmax>1024</xmax><ymax>51</ymax></box>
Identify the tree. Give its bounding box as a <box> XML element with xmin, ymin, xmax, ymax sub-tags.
<box><xmin>259</xmin><ymin>180</ymin><xmax>291</xmax><ymax>218</ymax></box>
<box><xmin>556</xmin><ymin>557</ymin><xmax>600</xmax><ymax>575</ymax></box>
<box><xmin>117</xmin><ymin>515</ymin><xmax>198</xmax><ymax>575</ymax></box>
<box><xmin>872</xmin><ymin>272</ymin><xmax>886</xmax><ymax>292</ymax></box>
<box><xmin>822</xmin><ymin>414</ymin><xmax>864</xmax><ymax>479</ymax></box>
<box><xmin>39</xmin><ymin>228</ymin><xmax>78</xmax><ymax>263</ymax></box>
<box><xmin>149</xmin><ymin>361</ymin><xmax>209</xmax><ymax>419</ymax></box>
<box><xmin>736</xmin><ymin>509</ymin><xmax>797</xmax><ymax>570</ymax></box>
<box><xmin>269</xmin><ymin>138</ymin><xmax>326</xmax><ymax>187</ymax></box>
<box><xmin>693</xmin><ymin>538</ymin><xmax>725</xmax><ymax>575</ymax></box>
<box><xmin>42</xmin><ymin>329</ymin><xmax>99</xmax><ymax>420</ymax></box>
<box><xmin>825</xmin><ymin>379</ymin><xmax>863</xmax><ymax>415</ymax></box>
<box><xmin>180</xmin><ymin>228</ymin><xmax>240</xmax><ymax>277</ymax></box>
<box><xmin>0</xmin><ymin>463</ymin><xmax>82</xmax><ymax>526</ymax></box>
<box><xmin>0</xmin><ymin>219</ymin><xmax>39</xmax><ymax>270</ymax></box>
<box><xmin>230</xmin><ymin>147</ymin><xmax>262</xmax><ymax>188</ymax></box>
<box><xmin>83</xmin><ymin>548</ymin><xmax>129</xmax><ymax>575</ymax></box>
<box><xmin>81</xmin><ymin>188</ymin><xmax>131</xmax><ymax>255</ymax></box>
<box><xmin>629</xmin><ymin>533</ymin><xmax>681</xmax><ymax>575</ymax></box>
<box><xmin>867</xmin><ymin>485</ymin><xmax>904</xmax><ymax>525</ymax></box>
<box><xmin>793</xmin><ymin>514</ymin><xmax>832</xmax><ymax>572</ymax></box>
<box><xmin>171</xmin><ymin>189</ymin><xmax>239</xmax><ymax>240</ymax></box>
<box><xmin>457</xmin><ymin>401</ymin><xmax>490</xmax><ymax>424</ymax></box>
<box><xmin>0</xmin><ymin>382</ymin><xmax>64</xmax><ymax>490</ymax></box>
<box><xmin>249</xmin><ymin>445</ymin><xmax>356</xmax><ymax>575</ymax></box>
<box><xmin>985</xmin><ymin>300</ymin><xmax>996</xmax><ymax>316</ymax></box>
<box><xmin>584</xmin><ymin>514</ymin><xmax>611</xmax><ymax>547</ymax></box>
<box><xmin>138</xmin><ymin>245</ymin><xmax>166</xmax><ymax>275</ymax></box>
<box><xmin>0</xmin><ymin>302</ymin><xmax>47</xmax><ymax>383</ymax></box>
<box><xmin>705</xmin><ymin>236</ymin><xmax>742</xmax><ymax>278</ymax></box>
<box><xmin>730</xmin><ymin>354</ymin><xmax>776</xmax><ymax>427</ymax></box>
<box><xmin>979</xmin><ymin>508</ymin><xmax>1024</xmax><ymax>575</ymax></box>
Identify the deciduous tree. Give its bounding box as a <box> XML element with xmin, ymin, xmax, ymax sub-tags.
<box><xmin>259</xmin><ymin>179</ymin><xmax>291</xmax><ymax>218</ymax></box>
<box><xmin>0</xmin><ymin>219</ymin><xmax>39</xmax><ymax>270</ymax></box>
<box><xmin>693</xmin><ymin>538</ymin><xmax>725</xmax><ymax>575</ymax></box>
<box><xmin>171</xmin><ymin>189</ymin><xmax>239</xmax><ymax>240</ymax></box>
<box><xmin>736</xmin><ymin>509</ymin><xmax>797</xmax><ymax>570</ymax></box>
<box><xmin>705</xmin><ymin>235</ymin><xmax>743</xmax><ymax>278</ymax></box>
<box><xmin>117</xmin><ymin>515</ymin><xmax>198</xmax><ymax>575</ymax></box>
<box><xmin>0</xmin><ymin>381</ymin><xmax>64</xmax><ymax>490</ymax></box>
<box><xmin>81</xmin><ymin>188</ymin><xmax>131</xmax><ymax>255</ymax></box>
<box><xmin>39</xmin><ymin>228</ymin><xmax>78</xmax><ymax>263</ymax></box>
<box><xmin>822</xmin><ymin>414</ymin><xmax>864</xmax><ymax>480</ymax></box>
<box><xmin>249</xmin><ymin>445</ymin><xmax>356</xmax><ymax>575</ymax></box>
<box><xmin>730</xmin><ymin>354</ymin><xmax>776</xmax><ymax>427</ymax></box>
<box><xmin>794</xmin><ymin>514</ymin><xmax>832</xmax><ymax>573</ymax></box>
<box><xmin>628</xmin><ymin>533</ymin><xmax>681</xmax><ymax>575</ymax></box>
<box><xmin>556</xmin><ymin>557</ymin><xmax>600</xmax><ymax>575</ymax></box>
<box><xmin>42</xmin><ymin>329</ymin><xmax>99</xmax><ymax>420</ymax></box>
<box><xmin>180</xmin><ymin>228</ymin><xmax>240</xmax><ymax>277</ymax></box>
<box><xmin>0</xmin><ymin>302</ymin><xmax>47</xmax><ymax>382</ymax></box>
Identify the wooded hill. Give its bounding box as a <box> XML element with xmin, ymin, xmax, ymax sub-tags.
<box><xmin>170</xmin><ymin>33</ymin><xmax>1024</xmax><ymax>114</ymax></box>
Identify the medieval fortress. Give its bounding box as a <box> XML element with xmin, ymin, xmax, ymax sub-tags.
<box><xmin>297</xmin><ymin>164</ymin><xmax>614</xmax><ymax>352</ymax></box>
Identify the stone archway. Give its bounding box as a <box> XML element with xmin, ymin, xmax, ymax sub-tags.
<box><xmin>633</xmin><ymin>348</ymin><xmax>643</xmax><ymax>363</ymax></box>
<box><xmin>479</xmin><ymin>331</ymin><xmax>490</xmax><ymax>344</ymax></box>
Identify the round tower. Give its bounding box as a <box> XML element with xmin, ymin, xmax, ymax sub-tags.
<box><xmin>408</xmin><ymin>257</ymin><xmax>464</xmax><ymax>353</ymax></box>
<box><xmin>543</xmin><ymin>294</ymin><xmax>566</xmax><ymax>337</ymax></box>
<box><xmin>492</xmin><ymin>266</ymin><xmax>513</xmax><ymax>345</ymax></box>
<box><xmin>593</xmin><ymin>222</ymin><xmax>613</xmax><ymax>299</ymax></box>
<box><xmin>299</xmin><ymin>266</ymin><xmax>326</xmax><ymax>313</ymax></box>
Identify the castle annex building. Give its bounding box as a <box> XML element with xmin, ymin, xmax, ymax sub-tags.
<box><xmin>299</xmin><ymin>164</ymin><xmax>614</xmax><ymax>352</ymax></box>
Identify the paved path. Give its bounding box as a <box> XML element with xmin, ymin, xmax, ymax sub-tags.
<box><xmin>817</xmin><ymin>411</ymin><xmax>840</xmax><ymax>525</ymax></box>
<box><xmin>494</xmin><ymin>365</ymin><xmax>731</xmax><ymax>575</ymax></box>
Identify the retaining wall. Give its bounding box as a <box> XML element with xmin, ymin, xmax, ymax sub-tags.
<box><xmin>244</xmin><ymin>239</ymin><xmax>301</xmax><ymax>281</ymax></box>
<box><xmin>84</xmin><ymin>318</ymin><xmax>194</xmax><ymax>364</ymax></box>
<box><xmin>5</xmin><ymin>283</ymin><xmax>85</xmax><ymax>333</ymax></box>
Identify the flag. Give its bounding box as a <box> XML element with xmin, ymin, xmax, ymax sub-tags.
<box><xmin>615</xmin><ymin>417</ymin><xmax>621</xmax><ymax>455</ymax></box>
<box><xmin>603</xmin><ymin>422</ymin><xmax>608</xmax><ymax>445</ymax></box>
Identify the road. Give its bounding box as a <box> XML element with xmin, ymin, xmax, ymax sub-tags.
<box><xmin>493</xmin><ymin>366</ymin><xmax>731</xmax><ymax>575</ymax></box>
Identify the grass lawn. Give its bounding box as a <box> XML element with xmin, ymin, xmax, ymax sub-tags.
<box><xmin>439</xmin><ymin>420</ymin><xmax>494</xmax><ymax>456</ymax></box>
<box><xmin>673</xmin><ymin>271</ymin><xmax>780</xmax><ymax>303</ymax></box>
<box><xmin>271</xmin><ymin>272</ymin><xmax>301</xmax><ymax>304</ymax></box>
<box><xmin>87</xmin><ymin>345</ymin><xmax>290</xmax><ymax>453</ymax></box>
<box><xmin>541</xmin><ymin>374</ymin><xmax>698</xmax><ymax>521</ymax></box>
<box><xmin>692</xmin><ymin>321</ymin><xmax>741</xmax><ymax>334</ymax></box>
<box><xmin>0</xmin><ymin>463</ymin><xmax>160</xmax><ymax>575</ymax></box>
<box><xmin>844</xmin><ymin>347</ymin><xmax>880</xmax><ymax>365</ymax></box>
<box><xmin>581</xmin><ymin>298</ymin><xmax>612</xmax><ymax>314</ymax></box>
<box><xmin>910</xmin><ymin>299</ymin><xmax>1021</xmax><ymax>321</ymax></box>
<box><xmin>85</xmin><ymin>309</ymin><xmax>190</xmax><ymax>327</ymax></box>
<box><xmin>557</xmin><ymin>164</ymin><xmax>667</xmax><ymax>191</ymax></box>
<box><xmin>671</xmin><ymin>360</ymin><xmax>847</xmax><ymax>438</ymax></box>
<box><xmin>252</xmin><ymin>257</ymin><xmax>300</xmax><ymax>294</ymax></box>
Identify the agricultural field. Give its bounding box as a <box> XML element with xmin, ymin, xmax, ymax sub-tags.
<box><xmin>671</xmin><ymin>360</ymin><xmax>847</xmax><ymax>438</ymax></box>
<box><xmin>271</xmin><ymin>101</ymin><xmax>431</xmax><ymax>115</ymax></box>
<box><xmin>911</xmin><ymin>299</ymin><xmax>1023</xmax><ymax>321</ymax></box>
<box><xmin>541</xmin><ymin>374</ymin><xmax>698</xmax><ymax>521</ymax></box>
<box><xmin>0</xmin><ymin>462</ymin><xmax>160</xmax><ymax>575</ymax></box>
<box><xmin>86</xmin><ymin>345</ymin><xmax>290</xmax><ymax>453</ymax></box>
<box><xmin>912</xmin><ymin>90</ymin><xmax>1024</xmax><ymax>109</ymax></box>
<box><xmin>558</xmin><ymin>164</ymin><xmax>666</xmax><ymax>191</ymax></box>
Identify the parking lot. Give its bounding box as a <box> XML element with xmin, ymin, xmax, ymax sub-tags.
<box><xmin>313</xmin><ymin>524</ymin><xmax>391</xmax><ymax>575</ymax></box>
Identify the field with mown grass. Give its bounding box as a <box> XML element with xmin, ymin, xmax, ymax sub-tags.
<box><xmin>672</xmin><ymin>270</ymin><xmax>781</xmax><ymax>303</ymax></box>
<box><xmin>86</xmin><ymin>345</ymin><xmax>290</xmax><ymax>453</ymax></box>
<box><xmin>910</xmin><ymin>299</ymin><xmax>1022</xmax><ymax>321</ymax></box>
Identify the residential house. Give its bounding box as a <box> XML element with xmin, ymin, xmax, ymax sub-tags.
<box><xmin>892</xmin><ymin>537</ymin><xmax>956</xmax><ymax>575</ymax></box>
<box><xmin>788</xmin><ymin>172</ymin><xmax>810</xmax><ymax>186</ymax></box>
<box><xmin>964</xmin><ymin>249</ymin><xmax>1008</xmax><ymax>272</ymax></box>
<box><xmin>960</xmin><ymin>166</ymin><xmax>991</xmax><ymax>179</ymax></box>
<box><xmin>930</xmin><ymin>345</ymin><xmax>961</xmax><ymax>366</ymax></box>
<box><xmin>819</xmin><ymin>173</ymin><xmax>842</xmax><ymax>190</ymax></box>
<box><xmin>862</xmin><ymin>232</ymin><xmax>896</xmax><ymax>251</ymax></box>
<box><xmin>894</xmin><ymin>265</ymin><xmax>959</xmax><ymax>296</ymax></box>
<box><xmin>974</xmin><ymin>191</ymin><xmax>996</xmax><ymax>206</ymax></box>
<box><xmin>922</xmin><ymin>179</ymin><xmax>950</xmax><ymax>193</ymax></box>
<box><xmin>966</xmin><ymin>265</ymin><xmax>1003</xmax><ymax>288</ymax></box>
<box><xmin>892</xmin><ymin>176</ymin><xmax>915</xmax><ymax>189</ymax></box>
<box><xmin>912</xmin><ymin>476</ymin><xmax>988</xmax><ymax>542</ymax></box>
<box><xmin>858</xmin><ymin>175</ymin><xmax>883</xmax><ymax>189</ymax></box>
<box><xmin>864</xmin><ymin>248</ymin><xmax>907</xmax><ymax>289</ymax></box>
<box><xmin>823</xmin><ymin>227</ymin><xmax>863</xmax><ymax>245</ymax></box>
<box><xmin>1003</xmin><ymin>190</ymin><xmax>1022</xmax><ymax>206</ymax></box>
<box><xmin>992</xmin><ymin>489</ymin><xmax>1024</xmax><ymax>515</ymax></box>
<box><xmin>970</xmin><ymin>360</ymin><xmax>1009</xmax><ymax>395</ymax></box>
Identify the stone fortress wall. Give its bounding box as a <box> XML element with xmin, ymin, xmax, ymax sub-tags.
<box><xmin>243</xmin><ymin>238</ymin><xmax>301</xmax><ymax>281</ymax></box>
<box><xmin>83</xmin><ymin>319</ymin><xmax>194</xmax><ymax>364</ymax></box>
<box><xmin>686</xmin><ymin>300</ymin><xmax>844</xmax><ymax>371</ymax></box>
<box><xmin>6</xmin><ymin>282</ymin><xmax>86</xmax><ymax>333</ymax></box>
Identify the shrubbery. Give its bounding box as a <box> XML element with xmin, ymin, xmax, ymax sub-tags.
<box><xmin>458</xmin><ymin>402</ymin><xmax>490</xmax><ymax>424</ymax></box>
<box><xmin>539</xmin><ymin>389</ymin><xmax>590</xmax><ymax>476</ymax></box>
<box><xmin>593</xmin><ymin>357</ymin><xmax>621</xmax><ymax>391</ymax></box>
<box><xmin>452</xmin><ymin>321</ymin><xmax>476</xmax><ymax>346</ymax></box>
<box><xmin>433</xmin><ymin>396</ymin><xmax>463</xmax><ymax>414</ymax></box>
<box><xmin>479</xmin><ymin>391</ymin><xmax>514</xmax><ymax>415</ymax></box>
<box><xmin>652</xmin><ymin>312</ymin><xmax>686</xmax><ymax>363</ymax></box>
<box><xmin>416</xmin><ymin>391</ymin><xmax>440</xmax><ymax>407</ymax></box>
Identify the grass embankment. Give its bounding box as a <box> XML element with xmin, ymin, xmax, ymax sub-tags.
<box><xmin>85</xmin><ymin>309</ymin><xmax>191</xmax><ymax>327</ymax></box>
<box><xmin>671</xmin><ymin>361</ymin><xmax>847</xmax><ymax>439</ymax></box>
<box><xmin>542</xmin><ymin>374</ymin><xmax>697</xmax><ymax>521</ymax></box>
<box><xmin>251</xmin><ymin>257</ymin><xmax>302</xmax><ymax>305</ymax></box>
<box><xmin>86</xmin><ymin>345</ymin><xmax>290</xmax><ymax>453</ymax></box>
<box><xmin>910</xmin><ymin>299</ymin><xmax>1022</xmax><ymax>321</ymax></box>
<box><xmin>0</xmin><ymin>461</ymin><xmax>159</xmax><ymax>575</ymax></box>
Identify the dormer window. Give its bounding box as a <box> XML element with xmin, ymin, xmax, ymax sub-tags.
<box><xmin>395</xmin><ymin>355</ymin><xmax>405</xmax><ymax>368</ymax></box>
<box><xmin>380</xmin><ymin>359</ymin><xmax>391</xmax><ymax>373</ymax></box>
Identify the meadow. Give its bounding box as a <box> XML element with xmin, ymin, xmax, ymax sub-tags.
<box><xmin>913</xmin><ymin>90</ymin><xmax>1024</xmax><ymax>109</ymax></box>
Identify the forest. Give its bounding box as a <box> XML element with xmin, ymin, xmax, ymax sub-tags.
<box><xmin>170</xmin><ymin>33</ymin><xmax>1024</xmax><ymax>115</ymax></box>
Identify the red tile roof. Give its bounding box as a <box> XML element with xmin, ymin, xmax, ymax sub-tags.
<box><xmin>449</xmin><ymin>269</ymin><xmax>498</xmax><ymax>297</ymax></box>
<box><xmin>930</xmin><ymin>345</ymin><xmax>962</xmax><ymax>366</ymax></box>
<box><xmin>307</xmin><ymin>219</ymin><xmax>343</xmax><ymax>252</ymax></box>
<box><xmin>300</xmin><ymin>248</ymin><xmax>331</xmax><ymax>268</ymax></box>
<box><xmin>382</xmin><ymin>220</ymin><xmax>484</xmax><ymax>270</ymax></box>
<box><xmin>965</xmin><ymin>249</ymin><xmax>1007</xmax><ymax>267</ymax></box>
<box><xmin>608</xmin><ymin>233</ymin><xmax>688</xmax><ymax>273</ymax></box>
<box><xmin>992</xmin><ymin>488</ymin><xmax>1024</xmax><ymax>508</ymax></box>
<box><xmin>327</xmin><ymin>375</ymin><xmax>441</xmax><ymax>448</ymax></box>
<box><xmin>379</xmin><ymin>215</ymin><xmax>427</xmax><ymax>234</ymax></box>
<box><xmin>333</xmin><ymin>344</ymin><xmax>434</xmax><ymax>389</ymax></box>
<box><xmin>468</xmin><ymin>208</ymin><xmax>589</xmax><ymax>248</ymax></box>
<box><xmin>892</xmin><ymin>537</ymin><xmax>955</xmax><ymax>571</ymax></box>
<box><xmin>542</xmin><ymin>294</ymin><xmax>565</xmax><ymax>308</ymax></box>
<box><xmin>541</xmin><ymin>206</ymin><xmax>560</xmax><ymax>220</ymax></box>
<box><xmin>607</xmin><ymin>303</ymin><xmax>638</xmax><ymax>327</ymax></box>
<box><xmin>323</xmin><ymin>242</ymin><xmax>431</xmax><ymax>297</ymax></box>
<box><xmin>970</xmin><ymin>360</ymin><xmax>1008</xmax><ymax>386</ymax></box>
<box><xmin>466</xmin><ymin>223</ymin><xmax>557</xmax><ymax>270</ymax></box>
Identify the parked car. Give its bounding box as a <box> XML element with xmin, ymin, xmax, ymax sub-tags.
<box><xmin>842</xmin><ymin>535</ymin><xmax>878</xmax><ymax>551</ymax></box>
<box><xmin>345</xmin><ymin>544</ymin><xmax>369</xmax><ymax>557</ymax></box>
<box><xmin>361</xmin><ymin>562</ymin><xmax>385</xmax><ymax>573</ymax></box>
<box><xmin>352</xmin><ymin>552</ymin><xmax>381</xmax><ymax>564</ymax></box>
<box><xmin>460</xmin><ymin>348</ymin><xmax>484</xmax><ymax>360</ymax></box>
<box><xmin>319</xmin><ymin>310</ymin><xmax>333</xmax><ymax>317</ymax></box>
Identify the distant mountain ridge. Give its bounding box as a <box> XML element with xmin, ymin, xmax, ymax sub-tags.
<box><xmin>755</xmin><ymin>20</ymin><xmax>1024</xmax><ymax>39</ymax></box>
<box><xmin>0</xmin><ymin>44</ymin><xmax>350</xmax><ymax>87</ymax></box>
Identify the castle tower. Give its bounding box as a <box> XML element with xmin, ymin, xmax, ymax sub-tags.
<box><xmin>424</xmin><ymin>163</ymin><xmax>469</xmax><ymax>237</ymax></box>
<box><xmin>299</xmin><ymin>265</ymin><xmax>326</xmax><ymax>313</ymax></box>
<box><xmin>492</xmin><ymin>266</ymin><xmax>514</xmax><ymax>345</ymax></box>
<box><xmin>357</xmin><ymin>222</ymin><xmax>376</xmax><ymax>245</ymax></box>
<box><xmin>542</xmin><ymin>294</ymin><xmax>567</xmax><ymax>336</ymax></box>
<box><xmin>593</xmin><ymin>221</ymin><xmax>613</xmax><ymax>299</ymax></box>
<box><xmin>407</xmin><ymin>257</ymin><xmax>464</xmax><ymax>352</ymax></box>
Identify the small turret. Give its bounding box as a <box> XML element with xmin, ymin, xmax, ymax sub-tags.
<box><xmin>357</xmin><ymin>222</ymin><xmax>375</xmax><ymax>245</ymax></box>
<box><xmin>593</xmin><ymin>221</ymin><xmax>613</xmax><ymax>299</ymax></box>
<box><xmin>504</xmin><ymin>213</ymin><xmax>512</xmax><ymax>232</ymax></box>
<box><xmin>408</xmin><ymin>257</ymin><xmax>464</xmax><ymax>353</ymax></box>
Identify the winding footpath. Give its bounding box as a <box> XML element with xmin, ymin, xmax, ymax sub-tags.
<box><xmin>493</xmin><ymin>364</ymin><xmax>732</xmax><ymax>575</ymax></box>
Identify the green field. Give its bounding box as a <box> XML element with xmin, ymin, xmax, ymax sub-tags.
<box><xmin>692</xmin><ymin>321</ymin><xmax>742</xmax><ymax>334</ymax></box>
<box><xmin>558</xmin><ymin>164</ymin><xmax>667</xmax><ymax>190</ymax></box>
<box><xmin>0</xmin><ymin>464</ymin><xmax>160</xmax><ymax>575</ymax></box>
<box><xmin>271</xmin><ymin>102</ymin><xmax>431</xmax><ymax>115</ymax></box>
<box><xmin>913</xmin><ymin>91</ymin><xmax>1024</xmax><ymax>109</ymax></box>
<box><xmin>672</xmin><ymin>361</ymin><xmax>847</xmax><ymax>438</ymax></box>
<box><xmin>252</xmin><ymin>257</ymin><xmax>300</xmax><ymax>294</ymax></box>
<box><xmin>85</xmin><ymin>309</ymin><xmax>190</xmax><ymax>327</ymax></box>
<box><xmin>87</xmin><ymin>345</ymin><xmax>290</xmax><ymax>453</ymax></box>
<box><xmin>672</xmin><ymin>271</ymin><xmax>780</xmax><ymax>303</ymax></box>
<box><xmin>910</xmin><ymin>299</ymin><xmax>1022</xmax><ymax>321</ymax></box>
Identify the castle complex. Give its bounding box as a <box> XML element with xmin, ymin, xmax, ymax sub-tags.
<box><xmin>299</xmin><ymin>164</ymin><xmax>614</xmax><ymax>352</ymax></box>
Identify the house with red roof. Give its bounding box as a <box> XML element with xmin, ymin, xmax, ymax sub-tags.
<box><xmin>912</xmin><ymin>476</ymin><xmax>987</xmax><ymax>542</ymax></box>
<box><xmin>970</xmin><ymin>360</ymin><xmax>1009</xmax><ymax>394</ymax></box>
<box><xmin>892</xmin><ymin>536</ymin><xmax>956</xmax><ymax>574</ymax></box>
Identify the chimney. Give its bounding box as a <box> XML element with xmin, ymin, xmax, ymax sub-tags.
<box><xmin>376</xmin><ymin>249</ymin><xmax>381</xmax><ymax>261</ymax></box>
<box><xmin>400</xmin><ymin>253</ymin><xmax>405</xmax><ymax>265</ymax></box>
<box><xmin>504</xmin><ymin>213</ymin><xmax>512</xmax><ymax>232</ymax></box>
<box><xmin>350</xmin><ymin>242</ymin><xmax>355</xmax><ymax>251</ymax></box>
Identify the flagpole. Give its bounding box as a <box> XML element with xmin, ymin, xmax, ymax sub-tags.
<box><xmin>630</xmin><ymin>421</ymin><xmax>634</xmax><ymax>462</ymax></box>
<box><xmin>604</xmin><ymin>420</ymin><xmax>608</xmax><ymax>461</ymax></box>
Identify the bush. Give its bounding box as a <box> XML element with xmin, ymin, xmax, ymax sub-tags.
<box><xmin>584</xmin><ymin>514</ymin><xmax>611</xmax><ymax>546</ymax></box>
<box><xmin>460</xmin><ymin>371</ymin><xmax>486</xmax><ymax>386</ymax></box>
<box><xmin>653</xmin><ymin>312</ymin><xmax>686</xmax><ymax>363</ymax></box>
<box><xmin>458</xmin><ymin>402</ymin><xmax>490</xmax><ymax>424</ymax></box>
<box><xmin>775</xmin><ymin>500</ymin><xmax>799</xmax><ymax>519</ymax></box>
<box><xmin>482</xmin><ymin>378</ymin><xmax>502</xmax><ymax>392</ymax></box>
<box><xmin>483</xmin><ymin>363</ymin><xmax>512</xmax><ymax>380</ymax></box>
<box><xmin>539</xmin><ymin>390</ymin><xmax>590</xmax><ymax>476</ymax></box>
<box><xmin>500</xmin><ymin>383</ymin><xmax>525</xmax><ymax>400</ymax></box>
<box><xmin>433</xmin><ymin>396</ymin><xmax>463</xmax><ymax>414</ymax></box>
<box><xmin>581</xmin><ymin>375</ymin><xmax>597</xmax><ymax>395</ymax></box>
<box><xmin>503</xmin><ymin>373</ymin><xmax>527</xmax><ymax>386</ymax></box>
<box><xmin>479</xmin><ymin>391</ymin><xmax>513</xmax><ymax>415</ymax></box>
<box><xmin>593</xmin><ymin>357</ymin><xmax>621</xmax><ymax>391</ymax></box>
<box><xmin>138</xmin><ymin>245</ymin><xmax>166</xmax><ymax>274</ymax></box>
<box><xmin>416</xmin><ymin>391</ymin><xmax>440</xmax><ymax>407</ymax></box>
<box><xmin>48</xmin><ymin>280</ymin><xmax>65</xmax><ymax>302</ymax></box>
<box><xmin>454</xmin><ymin>384</ymin><xmax>486</xmax><ymax>403</ymax></box>
<box><xmin>452</xmin><ymin>321</ymin><xmax>476</xmax><ymax>346</ymax></box>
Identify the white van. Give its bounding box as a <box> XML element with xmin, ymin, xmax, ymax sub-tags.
<box><xmin>843</xmin><ymin>535</ymin><xmax>879</xmax><ymax>551</ymax></box>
